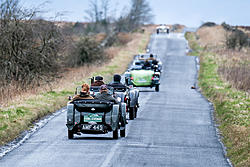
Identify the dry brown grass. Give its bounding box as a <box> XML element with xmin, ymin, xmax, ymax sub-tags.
<box><xmin>117</xmin><ymin>32</ymin><xmax>133</xmax><ymax>45</ymax></box>
<box><xmin>216</xmin><ymin>48</ymin><xmax>250</xmax><ymax>92</ymax></box>
<box><xmin>95</xmin><ymin>33</ymin><xmax>107</xmax><ymax>42</ymax></box>
<box><xmin>197</xmin><ymin>25</ymin><xmax>227</xmax><ymax>47</ymax></box>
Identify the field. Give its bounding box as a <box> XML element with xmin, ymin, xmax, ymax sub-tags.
<box><xmin>186</xmin><ymin>25</ymin><xmax>249</xmax><ymax>167</ymax></box>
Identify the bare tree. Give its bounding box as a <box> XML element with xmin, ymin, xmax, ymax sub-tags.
<box><xmin>0</xmin><ymin>0</ymin><xmax>64</xmax><ymax>91</ymax></box>
<box><xmin>115</xmin><ymin>0</ymin><xmax>153</xmax><ymax>32</ymax></box>
<box><xmin>84</xmin><ymin>0</ymin><xmax>113</xmax><ymax>33</ymax></box>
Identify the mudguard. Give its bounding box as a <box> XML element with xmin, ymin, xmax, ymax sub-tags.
<box><xmin>128</xmin><ymin>90</ymin><xmax>136</xmax><ymax>107</ymax></box>
<box><xmin>116</xmin><ymin>92</ymin><xmax>126</xmax><ymax>103</ymax></box>
<box><xmin>111</xmin><ymin>104</ymin><xmax>119</xmax><ymax>131</ymax></box>
<box><xmin>105</xmin><ymin>110</ymin><xmax>112</xmax><ymax>125</ymax></box>
<box><xmin>66</xmin><ymin>103</ymin><xmax>74</xmax><ymax>130</ymax></box>
<box><xmin>134</xmin><ymin>89</ymin><xmax>140</xmax><ymax>105</ymax></box>
<box><xmin>120</xmin><ymin>102</ymin><xmax>126</xmax><ymax>128</ymax></box>
<box><xmin>74</xmin><ymin>109</ymin><xmax>81</xmax><ymax>125</ymax></box>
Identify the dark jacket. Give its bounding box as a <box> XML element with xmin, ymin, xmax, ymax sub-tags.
<box><xmin>72</xmin><ymin>92</ymin><xmax>94</xmax><ymax>101</ymax></box>
<box><xmin>91</xmin><ymin>80</ymin><xmax>105</xmax><ymax>86</ymax></box>
<box><xmin>108</xmin><ymin>81</ymin><xmax>127</xmax><ymax>89</ymax></box>
<box><xmin>95</xmin><ymin>91</ymin><xmax>118</xmax><ymax>104</ymax></box>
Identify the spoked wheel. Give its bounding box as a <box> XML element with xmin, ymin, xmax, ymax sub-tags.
<box><xmin>68</xmin><ymin>130</ymin><xmax>74</xmax><ymax>139</ymax></box>
<box><xmin>113</xmin><ymin>128</ymin><xmax>118</xmax><ymax>139</ymax></box>
<box><xmin>155</xmin><ymin>85</ymin><xmax>159</xmax><ymax>92</ymax></box>
<box><xmin>129</xmin><ymin>107</ymin><xmax>135</xmax><ymax>120</ymax></box>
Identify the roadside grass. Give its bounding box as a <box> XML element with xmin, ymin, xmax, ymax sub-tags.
<box><xmin>186</xmin><ymin>32</ymin><xmax>250</xmax><ymax>167</ymax></box>
<box><xmin>0</xmin><ymin>27</ymin><xmax>152</xmax><ymax>146</ymax></box>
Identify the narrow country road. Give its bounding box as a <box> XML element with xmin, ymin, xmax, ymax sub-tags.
<box><xmin>0</xmin><ymin>33</ymin><xmax>230</xmax><ymax>167</ymax></box>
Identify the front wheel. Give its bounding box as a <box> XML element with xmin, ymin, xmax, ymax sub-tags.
<box><xmin>113</xmin><ymin>128</ymin><xmax>118</xmax><ymax>139</ymax></box>
<box><xmin>155</xmin><ymin>85</ymin><xmax>159</xmax><ymax>92</ymax></box>
<box><xmin>68</xmin><ymin>130</ymin><xmax>74</xmax><ymax>139</ymax></box>
<box><xmin>129</xmin><ymin>107</ymin><xmax>135</xmax><ymax>120</ymax></box>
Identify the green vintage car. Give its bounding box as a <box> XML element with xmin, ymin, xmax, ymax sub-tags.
<box><xmin>125</xmin><ymin>69</ymin><xmax>160</xmax><ymax>92</ymax></box>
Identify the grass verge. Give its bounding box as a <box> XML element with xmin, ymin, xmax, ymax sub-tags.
<box><xmin>0</xmin><ymin>27</ymin><xmax>153</xmax><ymax>146</ymax></box>
<box><xmin>185</xmin><ymin>32</ymin><xmax>250</xmax><ymax>167</ymax></box>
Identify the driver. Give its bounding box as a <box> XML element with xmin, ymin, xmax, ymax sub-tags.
<box><xmin>147</xmin><ymin>54</ymin><xmax>156</xmax><ymax>61</ymax></box>
<box><xmin>95</xmin><ymin>85</ymin><xmax>118</xmax><ymax>104</ymax></box>
<box><xmin>142</xmin><ymin>60</ymin><xmax>151</xmax><ymax>69</ymax></box>
<box><xmin>108</xmin><ymin>74</ymin><xmax>127</xmax><ymax>89</ymax></box>
<box><xmin>91</xmin><ymin>76</ymin><xmax>105</xmax><ymax>86</ymax></box>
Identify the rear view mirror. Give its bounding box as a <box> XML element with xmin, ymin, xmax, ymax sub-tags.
<box><xmin>68</xmin><ymin>96</ymin><xmax>72</xmax><ymax>100</ymax></box>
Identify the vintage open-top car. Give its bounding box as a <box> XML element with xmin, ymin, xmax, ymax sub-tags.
<box><xmin>66</xmin><ymin>86</ymin><xmax>126</xmax><ymax>139</ymax></box>
<box><xmin>110</xmin><ymin>85</ymin><xmax>139</xmax><ymax>120</ymax></box>
<box><xmin>156</xmin><ymin>24</ymin><xmax>170</xmax><ymax>34</ymax></box>
<box><xmin>89</xmin><ymin>77</ymin><xmax>139</xmax><ymax>120</ymax></box>
<box><xmin>125</xmin><ymin>54</ymin><xmax>161</xmax><ymax>92</ymax></box>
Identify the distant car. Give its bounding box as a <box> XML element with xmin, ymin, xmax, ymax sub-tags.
<box><xmin>156</xmin><ymin>24</ymin><xmax>170</xmax><ymax>34</ymax></box>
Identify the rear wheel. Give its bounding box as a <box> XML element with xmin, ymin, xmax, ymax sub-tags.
<box><xmin>155</xmin><ymin>85</ymin><xmax>159</xmax><ymax>92</ymax></box>
<box><xmin>134</xmin><ymin>107</ymin><xmax>138</xmax><ymax>118</ymax></box>
<box><xmin>113</xmin><ymin>128</ymin><xmax>118</xmax><ymax>139</ymax></box>
<box><xmin>68</xmin><ymin>130</ymin><xmax>74</xmax><ymax>139</ymax></box>
<box><xmin>129</xmin><ymin>107</ymin><xmax>135</xmax><ymax>120</ymax></box>
<box><xmin>120</xmin><ymin>129</ymin><xmax>125</xmax><ymax>137</ymax></box>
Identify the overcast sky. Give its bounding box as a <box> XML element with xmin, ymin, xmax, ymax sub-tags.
<box><xmin>22</xmin><ymin>0</ymin><xmax>250</xmax><ymax>27</ymax></box>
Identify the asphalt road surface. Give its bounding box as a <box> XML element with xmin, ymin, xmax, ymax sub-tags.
<box><xmin>0</xmin><ymin>33</ymin><xmax>230</xmax><ymax>167</ymax></box>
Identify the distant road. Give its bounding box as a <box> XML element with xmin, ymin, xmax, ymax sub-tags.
<box><xmin>0</xmin><ymin>32</ymin><xmax>230</xmax><ymax>167</ymax></box>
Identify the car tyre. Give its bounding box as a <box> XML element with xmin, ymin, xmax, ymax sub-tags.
<box><xmin>120</xmin><ymin>129</ymin><xmax>126</xmax><ymax>137</ymax></box>
<box><xmin>113</xmin><ymin>128</ymin><xmax>118</xmax><ymax>139</ymax></box>
<box><xmin>134</xmin><ymin>107</ymin><xmax>137</xmax><ymax>118</ymax></box>
<box><xmin>155</xmin><ymin>85</ymin><xmax>159</xmax><ymax>92</ymax></box>
<box><xmin>129</xmin><ymin>107</ymin><xmax>135</xmax><ymax>120</ymax></box>
<box><xmin>68</xmin><ymin>130</ymin><xmax>74</xmax><ymax>139</ymax></box>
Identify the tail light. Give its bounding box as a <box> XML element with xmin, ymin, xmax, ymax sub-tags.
<box><xmin>151</xmin><ymin>77</ymin><xmax>154</xmax><ymax>80</ymax></box>
<box><xmin>130</xmin><ymin>77</ymin><xmax>134</xmax><ymax>80</ymax></box>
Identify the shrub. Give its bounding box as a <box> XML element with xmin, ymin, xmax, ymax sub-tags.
<box><xmin>200</xmin><ymin>22</ymin><xmax>216</xmax><ymax>28</ymax></box>
<box><xmin>226</xmin><ymin>30</ymin><xmax>248</xmax><ymax>50</ymax></box>
<box><xmin>67</xmin><ymin>36</ymin><xmax>107</xmax><ymax>67</ymax></box>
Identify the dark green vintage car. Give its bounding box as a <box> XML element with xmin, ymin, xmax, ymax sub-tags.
<box><xmin>66</xmin><ymin>86</ymin><xmax>126</xmax><ymax>139</ymax></box>
<box><xmin>66</xmin><ymin>99</ymin><xmax>125</xmax><ymax>139</ymax></box>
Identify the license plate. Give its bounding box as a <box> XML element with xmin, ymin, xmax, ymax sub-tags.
<box><xmin>84</xmin><ymin>114</ymin><xmax>102</xmax><ymax>122</ymax></box>
<box><xmin>138</xmin><ymin>78</ymin><xmax>147</xmax><ymax>82</ymax></box>
<box><xmin>82</xmin><ymin>124</ymin><xmax>104</xmax><ymax>131</ymax></box>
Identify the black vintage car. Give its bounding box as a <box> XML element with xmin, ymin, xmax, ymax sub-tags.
<box><xmin>66</xmin><ymin>86</ymin><xmax>126</xmax><ymax>139</ymax></box>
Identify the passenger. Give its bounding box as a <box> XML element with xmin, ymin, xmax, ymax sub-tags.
<box><xmin>147</xmin><ymin>54</ymin><xmax>156</xmax><ymax>61</ymax></box>
<box><xmin>72</xmin><ymin>83</ymin><xmax>94</xmax><ymax>100</ymax></box>
<box><xmin>138</xmin><ymin>55</ymin><xmax>145</xmax><ymax>60</ymax></box>
<box><xmin>109</xmin><ymin>74</ymin><xmax>127</xmax><ymax>89</ymax></box>
<box><xmin>91</xmin><ymin>76</ymin><xmax>105</xmax><ymax>86</ymax></box>
<box><xmin>142</xmin><ymin>60</ymin><xmax>151</xmax><ymax>69</ymax></box>
<box><xmin>95</xmin><ymin>85</ymin><xmax>118</xmax><ymax>104</ymax></box>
